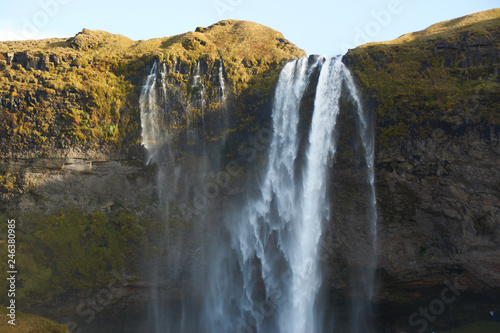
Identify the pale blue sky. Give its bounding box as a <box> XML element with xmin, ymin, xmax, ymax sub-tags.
<box><xmin>0</xmin><ymin>0</ymin><xmax>497</xmax><ymax>56</ymax></box>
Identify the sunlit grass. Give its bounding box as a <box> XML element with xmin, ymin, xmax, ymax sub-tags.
<box><xmin>0</xmin><ymin>20</ymin><xmax>304</xmax><ymax>157</ymax></box>
<box><xmin>361</xmin><ymin>8</ymin><xmax>500</xmax><ymax>47</ymax></box>
<box><xmin>0</xmin><ymin>306</ymin><xmax>69</xmax><ymax>332</ymax></box>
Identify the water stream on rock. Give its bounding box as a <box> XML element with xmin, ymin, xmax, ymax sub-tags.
<box><xmin>140</xmin><ymin>55</ymin><xmax>377</xmax><ymax>332</ymax></box>
<box><xmin>218</xmin><ymin>58</ymin><xmax>226</xmax><ymax>102</ymax></box>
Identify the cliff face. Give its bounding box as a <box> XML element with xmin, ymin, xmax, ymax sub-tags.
<box><xmin>0</xmin><ymin>20</ymin><xmax>305</xmax><ymax>214</ymax></box>
<box><xmin>0</xmin><ymin>20</ymin><xmax>305</xmax><ymax>330</ymax></box>
<box><xmin>0</xmin><ymin>10</ymin><xmax>499</xmax><ymax>332</ymax></box>
<box><xmin>340</xmin><ymin>9</ymin><xmax>500</xmax><ymax>329</ymax></box>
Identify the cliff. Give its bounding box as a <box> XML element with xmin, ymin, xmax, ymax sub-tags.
<box><xmin>341</xmin><ymin>8</ymin><xmax>500</xmax><ymax>330</ymax></box>
<box><xmin>0</xmin><ymin>10</ymin><xmax>499</xmax><ymax>332</ymax></box>
<box><xmin>0</xmin><ymin>20</ymin><xmax>305</xmax><ymax>331</ymax></box>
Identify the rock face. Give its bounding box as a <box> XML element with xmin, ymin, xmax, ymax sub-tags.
<box><xmin>0</xmin><ymin>19</ymin><xmax>305</xmax><ymax>332</ymax></box>
<box><xmin>340</xmin><ymin>9</ymin><xmax>500</xmax><ymax>330</ymax></box>
<box><xmin>0</xmin><ymin>10</ymin><xmax>499</xmax><ymax>333</ymax></box>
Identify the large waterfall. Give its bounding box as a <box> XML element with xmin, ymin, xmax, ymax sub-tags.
<box><xmin>140</xmin><ymin>55</ymin><xmax>377</xmax><ymax>332</ymax></box>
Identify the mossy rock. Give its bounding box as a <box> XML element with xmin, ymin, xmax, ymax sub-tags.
<box><xmin>0</xmin><ymin>20</ymin><xmax>304</xmax><ymax>159</ymax></box>
<box><xmin>343</xmin><ymin>9</ymin><xmax>500</xmax><ymax>147</ymax></box>
<box><xmin>0</xmin><ymin>208</ymin><xmax>152</xmax><ymax>307</ymax></box>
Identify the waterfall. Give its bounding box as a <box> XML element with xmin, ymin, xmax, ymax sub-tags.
<box><xmin>202</xmin><ymin>56</ymin><xmax>377</xmax><ymax>333</ymax></box>
<box><xmin>341</xmin><ymin>63</ymin><xmax>378</xmax><ymax>333</ymax></box>
<box><xmin>140</xmin><ymin>55</ymin><xmax>377</xmax><ymax>333</ymax></box>
<box><xmin>139</xmin><ymin>60</ymin><xmax>187</xmax><ymax>333</ymax></box>
<box><xmin>193</xmin><ymin>60</ymin><xmax>206</xmax><ymax>111</ymax></box>
<box><xmin>160</xmin><ymin>61</ymin><xmax>167</xmax><ymax>103</ymax></box>
<box><xmin>192</xmin><ymin>60</ymin><xmax>206</xmax><ymax>139</ymax></box>
<box><xmin>218</xmin><ymin>58</ymin><xmax>229</xmax><ymax>143</ymax></box>
<box><xmin>140</xmin><ymin>61</ymin><xmax>160</xmax><ymax>164</ymax></box>
<box><xmin>286</xmin><ymin>56</ymin><xmax>343</xmax><ymax>333</ymax></box>
<box><xmin>218</xmin><ymin>58</ymin><xmax>225</xmax><ymax>102</ymax></box>
<box><xmin>342</xmin><ymin>66</ymin><xmax>377</xmax><ymax>242</ymax></box>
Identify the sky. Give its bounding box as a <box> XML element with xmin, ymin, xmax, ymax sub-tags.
<box><xmin>0</xmin><ymin>0</ymin><xmax>498</xmax><ymax>56</ymax></box>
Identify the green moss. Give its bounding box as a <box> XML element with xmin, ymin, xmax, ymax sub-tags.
<box><xmin>0</xmin><ymin>172</ymin><xmax>21</xmax><ymax>202</ymax></box>
<box><xmin>417</xmin><ymin>245</ymin><xmax>434</xmax><ymax>260</ymax></box>
<box><xmin>0</xmin><ymin>20</ymin><xmax>304</xmax><ymax>158</ymax></box>
<box><xmin>344</xmin><ymin>9</ymin><xmax>500</xmax><ymax>146</ymax></box>
<box><xmin>0</xmin><ymin>208</ymin><xmax>152</xmax><ymax>305</ymax></box>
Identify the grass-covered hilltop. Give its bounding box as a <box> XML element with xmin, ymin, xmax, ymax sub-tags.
<box><xmin>0</xmin><ymin>8</ymin><xmax>499</xmax><ymax>333</ymax></box>
<box><xmin>344</xmin><ymin>8</ymin><xmax>500</xmax><ymax>144</ymax></box>
<box><xmin>0</xmin><ymin>20</ymin><xmax>304</xmax><ymax>159</ymax></box>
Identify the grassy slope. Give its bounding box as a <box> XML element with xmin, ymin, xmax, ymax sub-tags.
<box><xmin>0</xmin><ymin>306</ymin><xmax>69</xmax><ymax>332</ymax></box>
<box><xmin>0</xmin><ymin>20</ymin><xmax>304</xmax><ymax>158</ymax></box>
<box><xmin>345</xmin><ymin>8</ymin><xmax>500</xmax><ymax>144</ymax></box>
<box><xmin>364</xmin><ymin>9</ymin><xmax>500</xmax><ymax>46</ymax></box>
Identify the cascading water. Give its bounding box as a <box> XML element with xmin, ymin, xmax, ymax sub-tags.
<box><xmin>190</xmin><ymin>60</ymin><xmax>206</xmax><ymax>141</ymax></box>
<box><xmin>140</xmin><ymin>54</ymin><xmax>377</xmax><ymax>333</ymax></box>
<box><xmin>341</xmin><ymin>62</ymin><xmax>378</xmax><ymax>333</ymax></box>
<box><xmin>140</xmin><ymin>60</ymin><xmax>200</xmax><ymax>333</ymax></box>
<box><xmin>286</xmin><ymin>56</ymin><xmax>343</xmax><ymax>333</ymax></box>
<box><xmin>202</xmin><ymin>55</ymin><xmax>377</xmax><ymax>333</ymax></box>
<box><xmin>192</xmin><ymin>61</ymin><xmax>206</xmax><ymax>112</ymax></box>
<box><xmin>218</xmin><ymin>58</ymin><xmax>226</xmax><ymax>102</ymax></box>
<box><xmin>140</xmin><ymin>61</ymin><xmax>161</xmax><ymax>164</ymax></box>
<box><xmin>160</xmin><ymin>61</ymin><xmax>167</xmax><ymax>104</ymax></box>
<box><xmin>341</xmin><ymin>66</ymin><xmax>377</xmax><ymax>245</ymax></box>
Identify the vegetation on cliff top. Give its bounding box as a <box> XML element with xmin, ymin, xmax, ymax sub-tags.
<box><xmin>363</xmin><ymin>9</ymin><xmax>500</xmax><ymax>47</ymax></box>
<box><xmin>0</xmin><ymin>20</ymin><xmax>304</xmax><ymax>158</ymax></box>
<box><xmin>345</xmin><ymin>8</ymin><xmax>500</xmax><ymax>144</ymax></box>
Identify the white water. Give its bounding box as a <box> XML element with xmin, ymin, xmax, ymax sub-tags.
<box><xmin>139</xmin><ymin>60</ymin><xmax>168</xmax><ymax>332</ymax></box>
<box><xmin>245</xmin><ymin>57</ymin><xmax>319</xmax><ymax>333</ymax></box>
<box><xmin>203</xmin><ymin>56</ymin><xmax>377</xmax><ymax>332</ymax></box>
<box><xmin>218</xmin><ymin>58</ymin><xmax>225</xmax><ymax>102</ymax></box>
<box><xmin>342</xmin><ymin>64</ymin><xmax>377</xmax><ymax>268</ymax></box>
<box><xmin>139</xmin><ymin>60</ymin><xmax>188</xmax><ymax>333</ymax></box>
<box><xmin>192</xmin><ymin>60</ymin><xmax>206</xmax><ymax>138</ymax></box>
<box><xmin>140</xmin><ymin>61</ymin><xmax>160</xmax><ymax>164</ymax></box>
<box><xmin>140</xmin><ymin>56</ymin><xmax>378</xmax><ymax>333</ymax></box>
<box><xmin>342</xmin><ymin>65</ymin><xmax>377</xmax><ymax>243</ymax></box>
<box><xmin>193</xmin><ymin>60</ymin><xmax>206</xmax><ymax>111</ymax></box>
<box><xmin>160</xmin><ymin>61</ymin><xmax>167</xmax><ymax>104</ymax></box>
<box><xmin>341</xmin><ymin>62</ymin><xmax>378</xmax><ymax>333</ymax></box>
<box><xmin>286</xmin><ymin>57</ymin><xmax>343</xmax><ymax>332</ymax></box>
